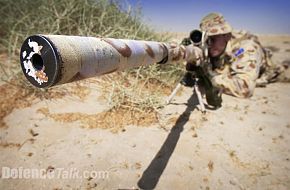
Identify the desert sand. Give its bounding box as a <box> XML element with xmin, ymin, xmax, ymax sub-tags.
<box><xmin>0</xmin><ymin>35</ymin><xmax>290</xmax><ymax>190</ymax></box>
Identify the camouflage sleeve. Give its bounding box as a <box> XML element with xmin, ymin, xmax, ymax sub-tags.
<box><xmin>210</xmin><ymin>41</ymin><xmax>263</xmax><ymax>98</ymax></box>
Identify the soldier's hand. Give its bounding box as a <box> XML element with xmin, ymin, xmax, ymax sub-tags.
<box><xmin>185</xmin><ymin>45</ymin><xmax>203</xmax><ymax>66</ymax></box>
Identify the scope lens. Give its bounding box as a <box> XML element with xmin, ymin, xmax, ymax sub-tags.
<box><xmin>190</xmin><ymin>30</ymin><xmax>202</xmax><ymax>44</ymax></box>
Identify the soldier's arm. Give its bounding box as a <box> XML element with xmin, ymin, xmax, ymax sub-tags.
<box><xmin>210</xmin><ymin>42</ymin><xmax>263</xmax><ymax>98</ymax></box>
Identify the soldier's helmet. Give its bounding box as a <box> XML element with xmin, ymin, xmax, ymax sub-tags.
<box><xmin>200</xmin><ymin>12</ymin><xmax>232</xmax><ymax>36</ymax></box>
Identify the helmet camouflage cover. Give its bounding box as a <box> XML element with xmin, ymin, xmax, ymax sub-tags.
<box><xmin>200</xmin><ymin>12</ymin><xmax>232</xmax><ymax>36</ymax></box>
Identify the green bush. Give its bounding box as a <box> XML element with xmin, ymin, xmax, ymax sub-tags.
<box><xmin>0</xmin><ymin>0</ymin><xmax>170</xmax><ymax>53</ymax></box>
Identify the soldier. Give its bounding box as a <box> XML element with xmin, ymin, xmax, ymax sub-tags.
<box><xmin>184</xmin><ymin>12</ymin><xmax>286</xmax><ymax>100</ymax></box>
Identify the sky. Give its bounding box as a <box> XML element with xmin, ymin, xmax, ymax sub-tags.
<box><xmin>125</xmin><ymin>0</ymin><xmax>290</xmax><ymax>34</ymax></box>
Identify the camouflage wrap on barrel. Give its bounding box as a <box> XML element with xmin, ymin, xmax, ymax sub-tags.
<box><xmin>20</xmin><ymin>35</ymin><xmax>186</xmax><ymax>88</ymax></box>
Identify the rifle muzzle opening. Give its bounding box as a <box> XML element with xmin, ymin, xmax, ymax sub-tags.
<box><xmin>31</xmin><ymin>54</ymin><xmax>44</xmax><ymax>71</ymax></box>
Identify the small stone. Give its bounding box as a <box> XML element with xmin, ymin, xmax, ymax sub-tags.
<box><xmin>27</xmin><ymin>152</ymin><xmax>33</xmax><ymax>157</ymax></box>
<box><xmin>208</xmin><ymin>161</ymin><xmax>214</xmax><ymax>172</ymax></box>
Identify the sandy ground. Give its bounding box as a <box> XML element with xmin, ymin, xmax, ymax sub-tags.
<box><xmin>0</xmin><ymin>35</ymin><xmax>290</xmax><ymax>190</ymax></box>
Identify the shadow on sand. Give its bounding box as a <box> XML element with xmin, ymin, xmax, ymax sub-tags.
<box><xmin>137</xmin><ymin>94</ymin><xmax>199</xmax><ymax>189</ymax></box>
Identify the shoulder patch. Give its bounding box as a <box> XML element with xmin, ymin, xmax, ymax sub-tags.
<box><xmin>234</xmin><ymin>48</ymin><xmax>245</xmax><ymax>57</ymax></box>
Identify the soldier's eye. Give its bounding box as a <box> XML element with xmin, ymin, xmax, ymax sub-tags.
<box><xmin>207</xmin><ymin>39</ymin><xmax>212</xmax><ymax>46</ymax></box>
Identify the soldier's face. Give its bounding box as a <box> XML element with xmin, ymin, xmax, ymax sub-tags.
<box><xmin>208</xmin><ymin>34</ymin><xmax>228</xmax><ymax>57</ymax></box>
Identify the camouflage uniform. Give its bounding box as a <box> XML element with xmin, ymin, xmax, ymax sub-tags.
<box><xmin>198</xmin><ymin>13</ymin><xmax>284</xmax><ymax>98</ymax></box>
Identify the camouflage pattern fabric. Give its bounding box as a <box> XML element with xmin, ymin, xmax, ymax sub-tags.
<box><xmin>197</xmin><ymin>12</ymin><xmax>287</xmax><ymax>98</ymax></box>
<box><xmin>200</xmin><ymin>12</ymin><xmax>232</xmax><ymax>36</ymax></box>
<box><xmin>205</xmin><ymin>30</ymin><xmax>285</xmax><ymax>98</ymax></box>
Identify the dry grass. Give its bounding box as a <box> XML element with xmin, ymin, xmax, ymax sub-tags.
<box><xmin>0</xmin><ymin>78</ymin><xmax>35</xmax><ymax>128</ymax></box>
<box><xmin>99</xmin><ymin>67</ymin><xmax>183</xmax><ymax>111</ymax></box>
<box><xmin>0</xmin><ymin>142</ymin><xmax>21</xmax><ymax>148</ymax></box>
<box><xmin>0</xmin><ymin>72</ymin><xmax>92</xmax><ymax>128</ymax></box>
<box><xmin>37</xmin><ymin>107</ymin><xmax>158</xmax><ymax>133</ymax></box>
